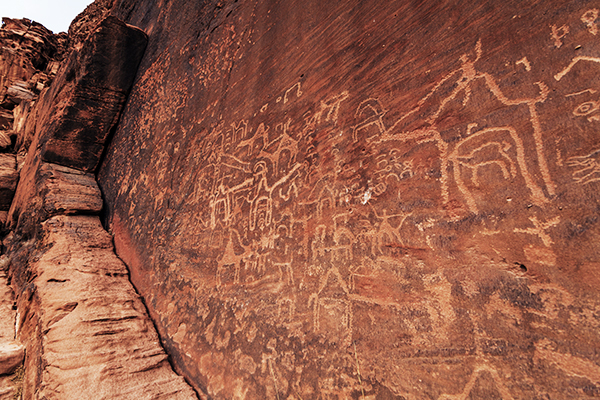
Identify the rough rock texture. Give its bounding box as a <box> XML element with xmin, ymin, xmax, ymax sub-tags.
<box><xmin>0</xmin><ymin>155</ymin><xmax>17</xmax><ymax>210</ymax></box>
<box><xmin>68</xmin><ymin>0</ymin><xmax>118</xmax><ymax>51</ymax></box>
<box><xmin>0</xmin><ymin>262</ymin><xmax>21</xmax><ymax>399</ymax></box>
<box><xmin>37</xmin><ymin>16</ymin><xmax>146</xmax><ymax>171</ymax></box>
<box><xmin>0</xmin><ymin>343</ymin><xmax>24</xmax><ymax>376</ymax></box>
<box><xmin>0</xmin><ymin>18</ymin><xmax>67</xmax><ymax>103</ymax></box>
<box><xmin>8</xmin><ymin>215</ymin><xmax>197</xmax><ymax>399</ymax></box>
<box><xmin>0</xmin><ymin>9</ymin><xmax>198</xmax><ymax>400</ymax></box>
<box><xmin>96</xmin><ymin>0</ymin><xmax>600</xmax><ymax>398</ymax></box>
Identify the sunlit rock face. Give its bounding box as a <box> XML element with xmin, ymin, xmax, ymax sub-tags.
<box><xmin>97</xmin><ymin>0</ymin><xmax>600</xmax><ymax>398</ymax></box>
<box><xmin>0</xmin><ymin>8</ymin><xmax>198</xmax><ymax>399</ymax></box>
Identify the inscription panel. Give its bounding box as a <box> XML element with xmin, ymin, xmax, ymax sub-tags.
<box><xmin>101</xmin><ymin>0</ymin><xmax>600</xmax><ymax>398</ymax></box>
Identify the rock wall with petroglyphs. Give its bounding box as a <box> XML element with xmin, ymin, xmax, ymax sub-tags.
<box><xmin>98</xmin><ymin>0</ymin><xmax>600</xmax><ymax>398</ymax></box>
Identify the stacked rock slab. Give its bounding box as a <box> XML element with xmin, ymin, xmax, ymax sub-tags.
<box><xmin>2</xmin><ymin>15</ymin><xmax>197</xmax><ymax>400</ymax></box>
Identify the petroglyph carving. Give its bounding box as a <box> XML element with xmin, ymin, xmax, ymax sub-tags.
<box><xmin>356</xmin><ymin>40</ymin><xmax>555</xmax><ymax>212</ymax></box>
<box><xmin>283</xmin><ymin>82</ymin><xmax>303</xmax><ymax>104</ymax></box>
<box><xmin>438</xmin><ymin>365</ymin><xmax>515</xmax><ymax>400</ymax></box>
<box><xmin>582</xmin><ymin>9</ymin><xmax>599</xmax><ymax>35</ymax></box>
<box><xmin>449</xmin><ymin>126</ymin><xmax>547</xmax><ymax>213</ymax></box>
<box><xmin>516</xmin><ymin>57</ymin><xmax>531</xmax><ymax>71</ymax></box>
<box><xmin>352</xmin><ymin>98</ymin><xmax>388</xmax><ymax>142</ymax></box>
<box><xmin>309</xmin><ymin>267</ymin><xmax>353</xmax><ymax>346</ymax></box>
<box><xmin>567</xmin><ymin>148</ymin><xmax>600</xmax><ymax>185</ymax></box>
<box><xmin>514</xmin><ymin>216</ymin><xmax>560</xmax><ymax>247</ymax></box>
<box><xmin>555</xmin><ymin>56</ymin><xmax>600</xmax><ymax>81</ymax></box>
<box><xmin>371</xmin><ymin>208</ymin><xmax>412</xmax><ymax>254</ymax></box>
<box><xmin>550</xmin><ymin>24</ymin><xmax>569</xmax><ymax>48</ymax></box>
<box><xmin>573</xmin><ymin>100</ymin><xmax>600</xmax><ymax>121</ymax></box>
<box><xmin>304</xmin><ymin>91</ymin><xmax>350</xmax><ymax>132</ymax></box>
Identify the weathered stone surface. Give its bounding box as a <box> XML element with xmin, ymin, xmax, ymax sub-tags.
<box><xmin>0</xmin><ymin>110</ymin><xmax>11</xmax><ymax>131</ymax></box>
<box><xmin>0</xmin><ymin>155</ymin><xmax>17</xmax><ymax>211</ymax></box>
<box><xmin>40</xmin><ymin>163</ymin><xmax>103</xmax><ymax>214</ymax></box>
<box><xmin>0</xmin><ymin>263</ymin><xmax>20</xmax><ymax>398</ymax></box>
<box><xmin>0</xmin><ymin>11</ymin><xmax>197</xmax><ymax>398</ymax></box>
<box><xmin>8</xmin><ymin>215</ymin><xmax>197</xmax><ymax>399</ymax></box>
<box><xmin>33</xmin><ymin>16</ymin><xmax>147</xmax><ymax>172</ymax></box>
<box><xmin>0</xmin><ymin>266</ymin><xmax>16</xmax><ymax>344</ymax></box>
<box><xmin>0</xmin><ymin>342</ymin><xmax>24</xmax><ymax>375</ymax></box>
<box><xmin>6</xmin><ymin>81</ymin><xmax>36</xmax><ymax>104</ymax></box>
<box><xmin>68</xmin><ymin>0</ymin><xmax>117</xmax><ymax>51</ymax></box>
<box><xmin>97</xmin><ymin>0</ymin><xmax>600</xmax><ymax>398</ymax></box>
<box><xmin>0</xmin><ymin>132</ymin><xmax>12</xmax><ymax>151</ymax></box>
<box><xmin>8</xmin><ymin>158</ymin><xmax>102</xmax><ymax>235</ymax></box>
<box><xmin>0</xmin><ymin>18</ymin><xmax>66</xmax><ymax>102</ymax></box>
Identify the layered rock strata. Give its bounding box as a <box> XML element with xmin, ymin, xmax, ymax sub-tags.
<box><xmin>0</xmin><ymin>11</ymin><xmax>197</xmax><ymax>400</ymax></box>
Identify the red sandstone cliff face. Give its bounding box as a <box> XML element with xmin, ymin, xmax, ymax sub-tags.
<box><xmin>3</xmin><ymin>0</ymin><xmax>600</xmax><ymax>398</ymax></box>
<box><xmin>0</xmin><ymin>8</ymin><xmax>197</xmax><ymax>400</ymax></box>
<box><xmin>96</xmin><ymin>0</ymin><xmax>600</xmax><ymax>399</ymax></box>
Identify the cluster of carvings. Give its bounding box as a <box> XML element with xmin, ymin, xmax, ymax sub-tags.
<box><xmin>116</xmin><ymin>6</ymin><xmax>600</xmax><ymax>399</ymax></box>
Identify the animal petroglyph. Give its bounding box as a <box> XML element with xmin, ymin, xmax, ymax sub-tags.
<box><xmin>352</xmin><ymin>39</ymin><xmax>555</xmax><ymax>212</ymax></box>
<box><xmin>581</xmin><ymin>9</ymin><xmax>600</xmax><ymax>35</ymax></box>
<box><xmin>567</xmin><ymin>148</ymin><xmax>600</xmax><ymax>185</ymax></box>
<box><xmin>450</xmin><ymin>126</ymin><xmax>547</xmax><ymax>213</ymax></box>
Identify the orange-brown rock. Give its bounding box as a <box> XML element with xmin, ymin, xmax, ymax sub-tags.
<box><xmin>9</xmin><ymin>215</ymin><xmax>196</xmax><ymax>399</ymax></box>
<box><xmin>33</xmin><ymin>16</ymin><xmax>146</xmax><ymax>172</ymax></box>
<box><xmin>0</xmin><ymin>18</ymin><xmax>67</xmax><ymax>103</ymax></box>
<box><xmin>0</xmin><ymin>155</ymin><xmax>17</xmax><ymax>211</ymax></box>
<box><xmin>1</xmin><ymin>10</ymin><xmax>197</xmax><ymax>399</ymax></box>
<box><xmin>0</xmin><ymin>343</ymin><xmax>23</xmax><ymax>376</ymax></box>
<box><xmin>0</xmin><ymin>261</ymin><xmax>21</xmax><ymax>399</ymax></box>
<box><xmin>96</xmin><ymin>0</ymin><xmax>600</xmax><ymax>398</ymax></box>
<box><xmin>68</xmin><ymin>0</ymin><xmax>117</xmax><ymax>51</ymax></box>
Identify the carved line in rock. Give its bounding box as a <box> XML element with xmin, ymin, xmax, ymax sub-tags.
<box><xmin>166</xmin><ymin>33</ymin><xmax>599</xmax><ymax>352</ymax></box>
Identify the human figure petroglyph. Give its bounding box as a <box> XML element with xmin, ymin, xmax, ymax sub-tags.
<box><xmin>550</xmin><ymin>24</ymin><xmax>570</xmax><ymax>48</ymax></box>
<box><xmin>370</xmin><ymin>207</ymin><xmax>412</xmax><ymax>254</ymax></box>
<box><xmin>514</xmin><ymin>216</ymin><xmax>560</xmax><ymax>247</ymax></box>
